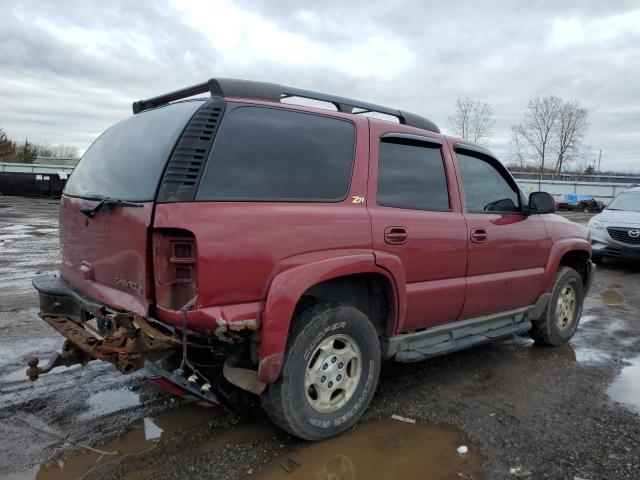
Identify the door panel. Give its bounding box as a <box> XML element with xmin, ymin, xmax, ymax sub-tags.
<box><xmin>405</xmin><ymin>277</ymin><xmax>467</xmax><ymax>330</ymax></box>
<box><xmin>452</xmin><ymin>147</ymin><xmax>550</xmax><ymax>319</ymax></box>
<box><xmin>464</xmin><ymin>267</ymin><xmax>546</xmax><ymax>318</ymax></box>
<box><xmin>462</xmin><ymin>212</ymin><xmax>549</xmax><ymax>318</ymax></box>
<box><xmin>371</xmin><ymin>206</ymin><xmax>468</xmax><ymax>333</ymax></box>
<box><xmin>368</xmin><ymin>124</ymin><xmax>467</xmax><ymax>333</ymax></box>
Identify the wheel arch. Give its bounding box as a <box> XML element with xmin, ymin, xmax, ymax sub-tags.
<box><xmin>258</xmin><ymin>253</ymin><xmax>398</xmax><ymax>383</ymax></box>
<box><xmin>543</xmin><ymin>240</ymin><xmax>592</xmax><ymax>294</ymax></box>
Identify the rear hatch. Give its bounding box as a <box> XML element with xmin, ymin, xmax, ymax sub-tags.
<box><xmin>59</xmin><ymin>100</ymin><xmax>204</xmax><ymax>315</ymax></box>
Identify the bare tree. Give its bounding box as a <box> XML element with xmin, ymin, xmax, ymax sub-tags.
<box><xmin>553</xmin><ymin>100</ymin><xmax>589</xmax><ymax>173</ymax></box>
<box><xmin>448</xmin><ymin>98</ymin><xmax>495</xmax><ymax>144</ymax></box>
<box><xmin>512</xmin><ymin>96</ymin><xmax>562</xmax><ymax>174</ymax></box>
<box><xmin>510</xmin><ymin>124</ymin><xmax>527</xmax><ymax>170</ymax></box>
<box><xmin>16</xmin><ymin>139</ymin><xmax>38</xmax><ymax>164</ymax></box>
<box><xmin>0</xmin><ymin>126</ymin><xmax>17</xmax><ymax>162</ymax></box>
<box><xmin>36</xmin><ymin>143</ymin><xmax>80</xmax><ymax>159</ymax></box>
<box><xmin>53</xmin><ymin>144</ymin><xmax>80</xmax><ymax>159</ymax></box>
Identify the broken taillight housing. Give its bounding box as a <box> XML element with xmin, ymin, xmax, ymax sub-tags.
<box><xmin>152</xmin><ymin>229</ymin><xmax>197</xmax><ymax>310</ymax></box>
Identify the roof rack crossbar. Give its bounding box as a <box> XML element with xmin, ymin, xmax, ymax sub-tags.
<box><xmin>132</xmin><ymin>78</ymin><xmax>440</xmax><ymax>133</ymax></box>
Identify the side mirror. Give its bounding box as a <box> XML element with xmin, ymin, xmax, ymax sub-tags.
<box><xmin>528</xmin><ymin>192</ymin><xmax>556</xmax><ymax>214</ymax></box>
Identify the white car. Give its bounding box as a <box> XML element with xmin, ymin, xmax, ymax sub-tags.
<box><xmin>588</xmin><ymin>186</ymin><xmax>640</xmax><ymax>264</ymax></box>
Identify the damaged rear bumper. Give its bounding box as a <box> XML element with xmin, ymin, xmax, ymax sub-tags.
<box><xmin>31</xmin><ymin>274</ymin><xmax>265</xmax><ymax>398</ymax></box>
<box><xmin>31</xmin><ymin>274</ymin><xmax>177</xmax><ymax>378</ymax></box>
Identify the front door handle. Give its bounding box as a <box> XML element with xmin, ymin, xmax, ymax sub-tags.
<box><xmin>384</xmin><ymin>226</ymin><xmax>408</xmax><ymax>245</ymax></box>
<box><xmin>470</xmin><ymin>228</ymin><xmax>488</xmax><ymax>243</ymax></box>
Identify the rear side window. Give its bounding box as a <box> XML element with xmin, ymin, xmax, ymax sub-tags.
<box><xmin>196</xmin><ymin>106</ymin><xmax>355</xmax><ymax>202</ymax></box>
<box><xmin>377</xmin><ymin>141</ymin><xmax>450</xmax><ymax>211</ymax></box>
<box><xmin>64</xmin><ymin>101</ymin><xmax>203</xmax><ymax>201</ymax></box>
<box><xmin>457</xmin><ymin>153</ymin><xmax>520</xmax><ymax>213</ymax></box>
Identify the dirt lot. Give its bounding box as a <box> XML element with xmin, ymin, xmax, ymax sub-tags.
<box><xmin>1</xmin><ymin>196</ymin><xmax>638</xmax><ymax>480</ymax></box>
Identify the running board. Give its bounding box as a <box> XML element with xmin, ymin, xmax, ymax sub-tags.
<box><xmin>383</xmin><ymin>306</ymin><xmax>535</xmax><ymax>363</ymax></box>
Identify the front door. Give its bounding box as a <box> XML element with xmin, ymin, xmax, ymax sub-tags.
<box><xmin>368</xmin><ymin>126</ymin><xmax>468</xmax><ymax>333</ymax></box>
<box><xmin>451</xmin><ymin>144</ymin><xmax>550</xmax><ymax>319</ymax></box>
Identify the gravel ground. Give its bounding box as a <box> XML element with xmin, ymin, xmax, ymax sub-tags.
<box><xmin>0</xmin><ymin>196</ymin><xmax>638</xmax><ymax>480</ymax></box>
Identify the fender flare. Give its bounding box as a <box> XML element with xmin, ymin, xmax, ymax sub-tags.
<box><xmin>258</xmin><ymin>252</ymin><xmax>399</xmax><ymax>383</ymax></box>
<box><xmin>541</xmin><ymin>238</ymin><xmax>591</xmax><ymax>293</ymax></box>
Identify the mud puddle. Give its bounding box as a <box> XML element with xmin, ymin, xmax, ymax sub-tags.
<box><xmin>255</xmin><ymin>418</ymin><xmax>484</xmax><ymax>480</ymax></box>
<box><xmin>608</xmin><ymin>355</ymin><xmax>640</xmax><ymax>413</ymax></box>
<box><xmin>597</xmin><ymin>290</ymin><xmax>626</xmax><ymax>310</ymax></box>
<box><xmin>526</xmin><ymin>343</ymin><xmax>610</xmax><ymax>364</ymax></box>
<box><xmin>17</xmin><ymin>405</ymin><xmax>222</xmax><ymax>480</ymax></box>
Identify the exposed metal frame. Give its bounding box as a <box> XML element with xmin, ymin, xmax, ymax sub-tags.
<box><xmin>132</xmin><ymin>78</ymin><xmax>440</xmax><ymax>133</ymax></box>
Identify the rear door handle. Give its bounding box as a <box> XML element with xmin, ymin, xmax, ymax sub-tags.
<box><xmin>384</xmin><ymin>226</ymin><xmax>408</xmax><ymax>245</ymax></box>
<box><xmin>470</xmin><ymin>228</ymin><xmax>488</xmax><ymax>243</ymax></box>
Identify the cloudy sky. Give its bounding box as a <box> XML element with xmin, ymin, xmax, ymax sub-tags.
<box><xmin>1</xmin><ymin>0</ymin><xmax>639</xmax><ymax>172</ymax></box>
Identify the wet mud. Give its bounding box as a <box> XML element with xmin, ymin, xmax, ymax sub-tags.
<box><xmin>608</xmin><ymin>355</ymin><xmax>640</xmax><ymax>413</ymax></box>
<box><xmin>14</xmin><ymin>406</ymin><xmax>222</xmax><ymax>480</ymax></box>
<box><xmin>256</xmin><ymin>418</ymin><xmax>483</xmax><ymax>480</ymax></box>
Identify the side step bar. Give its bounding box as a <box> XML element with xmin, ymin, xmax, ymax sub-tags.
<box><xmin>383</xmin><ymin>302</ymin><xmax>546</xmax><ymax>363</ymax></box>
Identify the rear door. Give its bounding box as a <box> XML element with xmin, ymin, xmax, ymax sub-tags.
<box><xmin>59</xmin><ymin>100</ymin><xmax>204</xmax><ymax>315</ymax></box>
<box><xmin>451</xmin><ymin>144</ymin><xmax>550</xmax><ymax>319</ymax></box>
<box><xmin>368</xmin><ymin>124</ymin><xmax>468</xmax><ymax>333</ymax></box>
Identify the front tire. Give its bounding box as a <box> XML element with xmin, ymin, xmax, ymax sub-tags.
<box><xmin>530</xmin><ymin>266</ymin><xmax>584</xmax><ymax>346</ymax></box>
<box><xmin>261</xmin><ymin>302</ymin><xmax>381</xmax><ymax>440</ymax></box>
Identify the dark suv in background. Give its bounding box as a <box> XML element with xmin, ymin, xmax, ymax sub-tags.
<box><xmin>30</xmin><ymin>78</ymin><xmax>592</xmax><ymax>440</ymax></box>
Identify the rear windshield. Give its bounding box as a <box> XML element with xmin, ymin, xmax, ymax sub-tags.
<box><xmin>64</xmin><ymin>100</ymin><xmax>203</xmax><ymax>201</ymax></box>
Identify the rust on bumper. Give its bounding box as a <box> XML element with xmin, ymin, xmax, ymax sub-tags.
<box><xmin>35</xmin><ymin>313</ymin><xmax>176</xmax><ymax>376</ymax></box>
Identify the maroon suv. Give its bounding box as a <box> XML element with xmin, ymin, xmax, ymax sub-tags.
<box><xmin>31</xmin><ymin>78</ymin><xmax>592</xmax><ymax>440</ymax></box>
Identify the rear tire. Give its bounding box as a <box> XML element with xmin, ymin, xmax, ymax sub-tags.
<box><xmin>530</xmin><ymin>266</ymin><xmax>584</xmax><ymax>346</ymax></box>
<box><xmin>261</xmin><ymin>302</ymin><xmax>381</xmax><ymax>440</ymax></box>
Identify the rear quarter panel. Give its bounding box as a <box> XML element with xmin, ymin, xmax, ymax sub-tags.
<box><xmin>152</xmin><ymin>202</ymin><xmax>373</xmax><ymax>308</ymax></box>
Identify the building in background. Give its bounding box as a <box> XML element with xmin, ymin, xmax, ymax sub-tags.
<box><xmin>0</xmin><ymin>157</ymin><xmax>77</xmax><ymax>197</ymax></box>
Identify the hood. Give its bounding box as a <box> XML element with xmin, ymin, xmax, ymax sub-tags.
<box><xmin>598</xmin><ymin>209</ymin><xmax>640</xmax><ymax>227</ymax></box>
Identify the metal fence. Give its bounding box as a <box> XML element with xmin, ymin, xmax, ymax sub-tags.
<box><xmin>517</xmin><ymin>178</ymin><xmax>635</xmax><ymax>203</ymax></box>
<box><xmin>0</xmin><ymin>162</ymin><xmax>75</xmax><ymax>178</ymax></box>
<box><xmin>511</xmin><ymin>171</ymin><xmax>640</xmax><ymax>184</ymax></box>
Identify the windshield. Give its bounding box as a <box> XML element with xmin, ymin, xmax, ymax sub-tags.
<box><xmin>64</xmin><ymin>100</ymin><xmax>203</xmax><ymax>202</ymax></box>
<box><xmin>607</xmin><ymin>191</ymin><xmax>640</xmax><ymax>212</ymax></box>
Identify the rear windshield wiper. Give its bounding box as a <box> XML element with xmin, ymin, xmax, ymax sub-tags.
<box><xmin>80</xmin><ymin>196</ymin><xmax>143</xmax><ymax>218</ymax></box>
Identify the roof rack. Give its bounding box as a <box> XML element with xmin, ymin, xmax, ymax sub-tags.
<box><xmin>132</xmin><ymin>78</ymin><xmax>440</xmax><ymax>133</ymax></box>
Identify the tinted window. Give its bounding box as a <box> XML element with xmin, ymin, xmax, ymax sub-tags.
<box><xmin>457</xmin><ymin>153</ymin><xmax>519</xmax><ymax>213</ymax></box>
<box><xmin>196</xmin><ymin>107</ymin><xmax>355</xmax><ymax>201</ymax></box>
<box><xmin>377</xmin><ymin>141</ymin><xmax>450</xmax><ymax>211</ymax></box>
<box><xmin>64</xmin><ymin>101</ymin><xmax>203</xmax><ymax>201</ymax></box>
